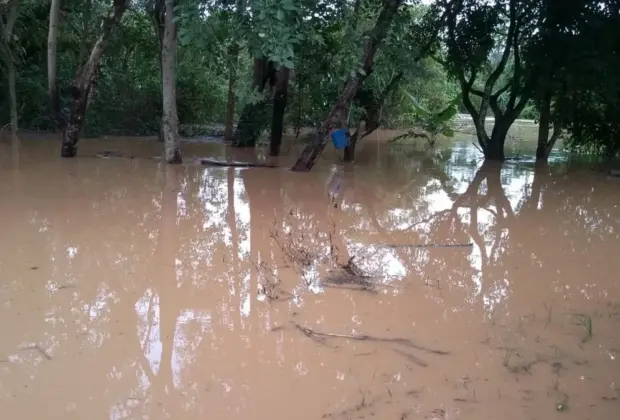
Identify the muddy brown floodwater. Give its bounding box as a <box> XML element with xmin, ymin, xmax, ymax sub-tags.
<box><xmin>0</xmin><ymin>132</ymin><xmax>619</xmax><ymax>420</ymax></box>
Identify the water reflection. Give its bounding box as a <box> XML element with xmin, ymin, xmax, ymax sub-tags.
<box><xmin>0</xmin><ymin>137</ymin><xmax>618</xmax><ymax>419</ymax></box>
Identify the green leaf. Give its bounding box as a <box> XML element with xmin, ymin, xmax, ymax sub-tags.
<box><xmin>277</xmin><ymin>10</ymin><xmax>284</xmax><ymax>21</ymax></box>
<box><xmin>442</xmin><ymin>128</ymin><xmax>455</xmax><ymax>137</ymax></box>
<box><xmin>405</xmin><ymin>92</ymin><xmax>431</xmax><ymax>117</ymax></box>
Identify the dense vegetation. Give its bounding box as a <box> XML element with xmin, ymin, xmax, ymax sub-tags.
<box><xmin>0</xmin><ymin>0</ymin><xmax>618</xmax><ymax>166</ymax></box>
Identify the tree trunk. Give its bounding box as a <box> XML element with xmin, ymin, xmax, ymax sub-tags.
<box><xmin>47</xmin><ymin>0</ymin><xmax>61</xmax><ymax>129</ymax></box>
<box><xmin>1</xmin><ymin>0</ymin><xmax>19</xmax><ymax>137</ymax></box>
<box><xmin>343</xmin><ymin>121</ymin><xmax>362</xmax><ymax>162</ymax></box>
<box><xmin>291</xmin><ymin>0</ymin><xmax>404</xmax><ymax>172</ymax></box>
<box><xmin>233</xmin><ymin>58</ymin><xmax>276</xmax><ymax>147</ymax></box>
<box><xmin>150</xmin><ymin>0</ymin><xmax>165</xmax><ymax>142</ymax></box>
<box><xmin>343</xmin><ymin>71</ymin><xmax>403</xmax><ymax>162</ymax></box>
<box><xmin>78</xmin><ymin>0</ymin><xmax>91</xmax><ymax>65</ymax></box>
<box><xmin>536</xmin><ymin>87</ymin><xmax>551</xmax><ymax>161</ymax></box>
<box><xmin>224</xmin><ymin>42</ymin><xmax>239</xmax><ymax>142</ymax></box>
<box><xmin>161</xmin><ymin>0</ymin><xmax>181</xmax><ymax>163</ymax></box>
<box><xmin>60</xmin><ymin>0</ymin><xmax>129</xmax><ymax>158</ymax></box>
<box><xmin>6</xmin><ymin>54</ymin><xmax>17</xmax><ymax>134</ymax></box>
<box><xmin>486</xmin><ymin>119</ymin><xmax>511</xmax><ymax>161</ymax></box>
<box><xmin>269</xmin><ymin>67</ymin><xmax>289</xmax><ymax>156</ymax></box>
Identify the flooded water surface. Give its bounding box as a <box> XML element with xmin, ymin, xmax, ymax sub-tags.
<box><xmin>0</xmin><ymin>133</ymin><xmax>619</xmax><ymax>419</ymax></box>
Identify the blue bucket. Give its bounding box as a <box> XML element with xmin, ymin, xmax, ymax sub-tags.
<box><xmin>331</xmin><ymin>128</ymin><xmax>349</xmax><ymax>150</ymax></box>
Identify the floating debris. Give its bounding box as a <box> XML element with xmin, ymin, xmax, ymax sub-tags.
<box><xmin>380</xmin><ymin>243</ymin><xmax>473</xmax><ymax>249</ymax></box>
<box><xmin>19</xmin><ymin>344</ymin><xmax>52</xmax><ymax>360</ymax></box>
<box><xmin>393</xmin><ymin>348</ymin><xmax>429</xmax><ymax>367</ymax></box>
<box><xmin>95</xmin><ymin>150</ymin><xmax>134</xmax><ymax>159</ymax></box>
<box><xmin>197</xmin><ymin>158</ymin><xmax>277</xmax><ymax>168</ymax></box>
<box><xmin>292</xmin><ymin>323</ymin><xmax>449</xmax><ymax>355</ymax></box>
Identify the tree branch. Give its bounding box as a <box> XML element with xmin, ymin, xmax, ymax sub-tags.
<box><xmin>470</xmin><ymin>87</ymin><xmax>485</xmax><ymax>97</ymax></box>
<box><xmin>483</xmin><ymin>0</ymin><xmax>516</xmax><ymax>97</ymax></box>
<box><xmin>507</xmin><ymin>12</ymin><xmax>523</xmax><ymax>111</ymax></box>
<box><xmin>4</xmin><ymin>0</ymin><xmax>19</xmax><ymax>38</ymax></box>
<box><xmin>489</xmin><ymin>93</ymin><xmax>503</xmax><ymax>119</ymax></box>
<box><xmin>492</xmin><ymin>79</ymin><xmax>513</xmax><ymax>99</ymax></box>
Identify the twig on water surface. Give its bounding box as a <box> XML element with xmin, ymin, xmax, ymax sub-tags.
<box><xmin>379</xmin><ymin>243</ymin><xmax>473</xmax><ymax>249</ymax></box>
<box><xmin>573</xmin><ymin>314</ymin><xmax>593</xmax><ymax>342</ymax></box>
<box><xmin>292</xmin><ymin>323</ymin><xmax>449</xmax><ymax>355</ymax></box>
<box><xmin>543</xmin><ymin>303</ymin><xmax>553</xmax><ymax>326</ymax></box>
<box><xmin>19</xmin><ymin>344</ymin><xmax>52</xmax><ymax>360</ymax></box>
<box><xmin>197</xmin><ymin>158</ymin><xmax>277</xmax><ymax>168</ymax></box>
<box><xmin>393</xmin><ymin>348</ymin><xmax>429</xmax><ymax>367</ymax></box>
<box><xmin>472</xmin><ymin>142</ymin><xmax>484</xmax><ymax>155</ymax></box>
<box><xmin>293</xmin><ymin>324</ymin><xmax>335</xmax><ymax>347</ymax></box>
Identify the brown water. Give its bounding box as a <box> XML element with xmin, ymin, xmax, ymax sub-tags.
<box><xmin>0</xmin><ymin>133</ymin><xmax>619</xmax><ymax>420</ymax></box>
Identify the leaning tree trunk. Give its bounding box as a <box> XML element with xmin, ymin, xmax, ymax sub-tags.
<box><xmin>60</xmin><ymin>0</ymin><xmax>129</xmax><ymax>158</ymax></box>
<box><xmin>78</xmin><ymin>0</ymin><xmax>91</xmax><ymax>65</ymax></box>
<box><xmin>47</xmin><ymin>0</ymin><xmax>61</xmax><ymax>129</ymax></box>
<box><xmin>161</xmin><ymin>0</ymin><xmax>181</xmax><ymax>163</ymax></box>
<box><xmin>343</xmin><ymin>71</ymin><xmax>404</xmax><ymax>162</ymax></box>
<box><xmin>291</xmin><ymin>0</ymin><xmax>404</xmax><ymax>172</ymax></box>
<box><xmin>269</xmin><ymin>67</ymin><xmax>289</xmax><ymax>156</ymax></box>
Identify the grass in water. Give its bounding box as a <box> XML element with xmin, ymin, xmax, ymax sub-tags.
<box><xmin>574</xmin><ymin>314</ymin><xmax>593</xmax><ymax>342</ymax></box>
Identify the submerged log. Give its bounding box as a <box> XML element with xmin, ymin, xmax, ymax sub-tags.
<box><xmin>197</xmin><ymin>158</ymin><xmax>277</xmax><ymax>168</ymax></box>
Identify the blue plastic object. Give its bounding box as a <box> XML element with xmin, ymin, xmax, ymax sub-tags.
<box><xmin>331</xmin><ymin>128</ymin><xmax>349</xmax><ymax>150</ymax></box>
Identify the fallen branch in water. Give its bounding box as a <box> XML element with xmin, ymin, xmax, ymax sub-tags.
<box><xmin>95</xmin><ymin>151</ymin><xmax>135</xmax><ymax>159</ymax></box>
<box><xmin>292</xmin><ymin>323</ymin><xmax>449</xmax><ymax>355</ymax></box>
<box><xmin>388</xmin><ymin>131</ymin><xmax>430</xmax><ymax>143</ymax></box>
<box><xmin>19</xmin><ymin>344</ymin><xmax>52</xmax><ymax>360</ymax></box>
<box><xmin>380</xmin><ymin>243</ymin><xmax>473</xmax><ymax>249</ymax></box>
<box><xmin>321</xmin><ymin>280</ymin><xmax>379</xmax><ymax>293</ymax></box>
<box><xmin>293</xmin><ymin>323</ymin><xmax>337</xmax><ymax>347</ymax></box>
<box><xmin>393</xmin><ymin>348</ymin><xmax>429</xmax><ymax>367</ymax></box>
<box><xmin>472</xmin><ymin>142</ymin><xmax>484</xmax><ymax>154</ymax></box>
<box><xmin>197</xmin><ymin>158</ymin><xmax>277</xmax><ymax>168</ymax></box>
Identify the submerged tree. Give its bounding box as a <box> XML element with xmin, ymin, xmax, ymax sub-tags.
<box><xmin>60</xmin><ymin>0</ymin><xmax>130</xmax><ymax>158</ymax></box>
<box><xmin>232</xmin><ymin>0</ymin><xmax>304</xmax><ymax>151</ymax></box>
<box><xmin>161</xmin><ymin>0</ymin><xmax>181</xmax><ymax>163</ymax></box>
<box><xmin>269</xmin><ymin>66</ymin><xmax>289</xmax><ymax>156</ymax></box>
<box><xmin>0</xmin><ymin>0</ymin><xmax>19</xmax><ymax>137</ymax></box>
<box><xmin>47</xmin><ymin>0</ymin><xmax>61</xmax><ymax>129</ymax></box>
<box><xmin>342</xmin><ymin>1</ymin><xmax>450</xmax><ymax>162</ymax></box>
<box><xmin>438</xmin><ymin>0</ymin><xmax>537</xmax><ymax>161</ymax></box>
<box><xmin>291</xmin><ymin>0</ymin><xmax>404</xmax><ymax>171</ymax></box>
<box><xmin>540</xmin><ymin>0</ymin><xmax>620</xmax><ymax>158</ymax></box>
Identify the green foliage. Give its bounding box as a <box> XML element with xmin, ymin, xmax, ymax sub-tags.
<box><xmin>534</xmin><ymin>0</ymin><xmax>620</xmax><ymax>156</ymax></box>
<box><xmin>1</xmin><ymin>0</ymin><xmax>616</xmax><ymax>157</ymax></box>
<box><xmin>0</xmin><ymin>0</ymin><xmax>240</xmax><ymax>135</ymax></box>
<box><xmin>444</xmin><ymin>1</ymin><xmax>501</xmax><ymax>77</ymax></box>
<box><xmin>405</xmin><ymin>91</ymin><xmax>461</xmax><ymax>141</ymax></box>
